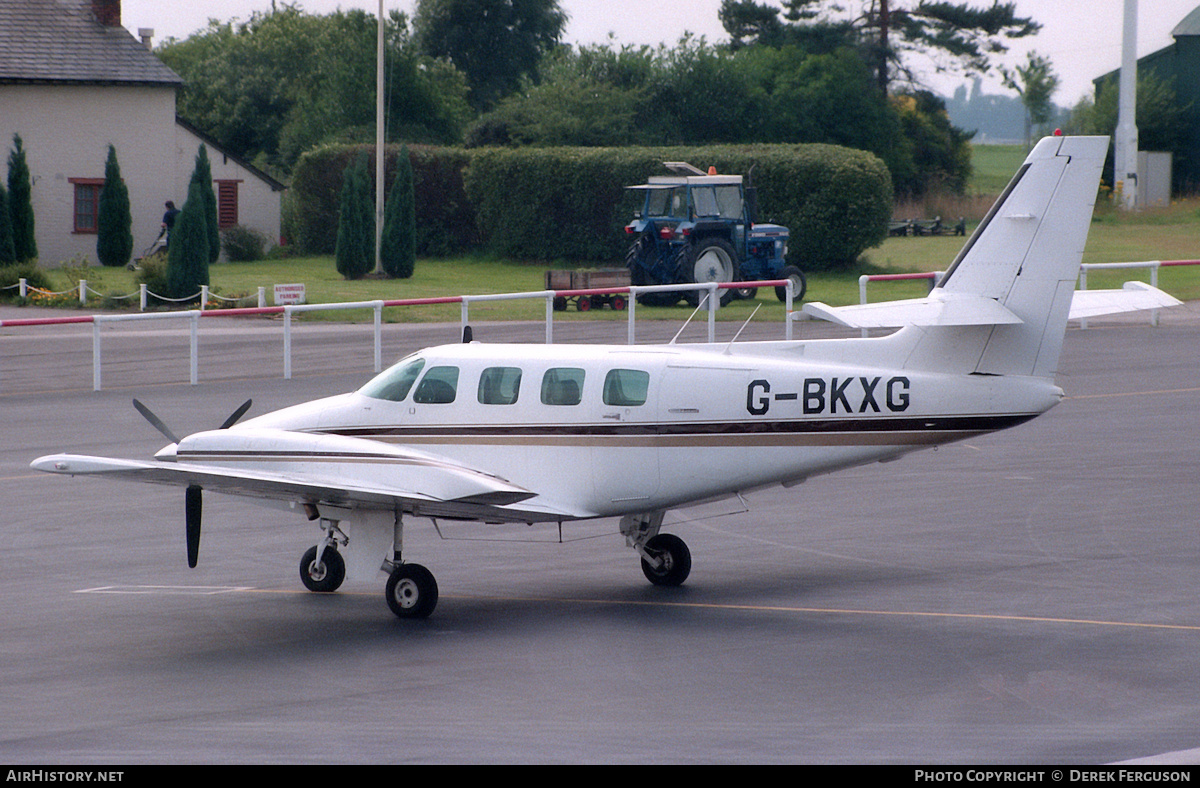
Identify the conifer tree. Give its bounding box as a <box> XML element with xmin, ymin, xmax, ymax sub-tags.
<box><xmin>335</xmin><ymin>154</ymin><xmax>373</xmax><ymax>280</ymax></box>
<box><xmin>167</xmin><ymin>180</ymin><xmax>210</xmax><ymax>300</ymax></box>
<box><xmin>97</xmin><ymin>145</ymin><xmax>133</xmax><ymax>267</ymax></box>
<box><xmin>0</xmin><ymin>181</ymin><xmax>15</xmax><ymax>265</ymax></box>
<box><xmin>190</xmin><ymin>146</ymin><xmax>220</xmax><ymax>264</ymax></box>
<box><xmin>7</xmin><ymin>134</ymin><xmax>37</xmax><ymax>263</ymax></box>
<box><xmin>380</xmin><ymin>146</ymin><xmax>416</xmax><ymax>279</ymax></box>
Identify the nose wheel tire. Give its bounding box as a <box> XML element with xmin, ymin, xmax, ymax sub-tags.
<box><xmin>385</xmin><ymin>563</ymin><xmax>439</xmax><ymax>619</ymax></box>
<box><xmin>640</xmin><ymin>533</ymin><xmax>692</xmax><ymax>587</ymax></box>
<box><xmin>299</xmin><ymin>545</ymin><xmax>345</xmax><ymax>593</ymax></box>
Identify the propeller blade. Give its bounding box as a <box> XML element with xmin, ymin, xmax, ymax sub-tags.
<box><xmin>218</xmin><ymin>399</ymin><xmax>253</xmax><ymax>430</ymax></box>
<box><xmin>185</xmin><ymin>485</ymin><xmax>202</xmax><ymax>568</ymax></box>
<box><xmin>133</xmin><ymin>399</ymin><xmax>180</xmax><ymax>444</ymax></box>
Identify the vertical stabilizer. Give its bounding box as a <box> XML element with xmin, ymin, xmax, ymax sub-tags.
<box><xmin>908</xmin><ymin>136</ymin><xmax>1108</xmax><ymax>378</ymax></box>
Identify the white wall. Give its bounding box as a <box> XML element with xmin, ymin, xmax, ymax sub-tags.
<box><xmin>0</xmin><ymin>83</ymin><xmax>177</xmax><ymax>266</ymax></box>
<box><xmin>173</xmin><ymin>125</ymin><xmax>283</xmax><ymax>252</ymax></box>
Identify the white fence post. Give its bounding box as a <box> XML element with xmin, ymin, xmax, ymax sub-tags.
<box><xmin>189</xmin><ymin>311</ymin><xmax>199</xmax><ymax>385</ymax></box>
<box><xmin>92</xmin><ymin>320</ymin><xmax>102</xmax><ymax>391</ymax></box>
<box><xmin>373</xmin><ymin>302</ymin><xmax>382</xmax><ymax>372</ymax></box>
<box><xmin>283</xmin><ymin>306</ymin><xmax>293</xmax><ymax>380</ymax></box>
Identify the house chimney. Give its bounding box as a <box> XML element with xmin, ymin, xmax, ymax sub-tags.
<box><xmin>92</xmin><ymin>0</ymin><xmax>121</xmax><ymax>28</ymax></box>
<box><xmin>138</xmin><ymin>28</ymin><xmax>154</xmax><ymax>49</ymax></box>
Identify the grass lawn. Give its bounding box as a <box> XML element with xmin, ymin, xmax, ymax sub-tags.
<box><xmin>12</xmin><ymin>143</ymin><xmax>1200</xmax><ymax>320</ymax></box>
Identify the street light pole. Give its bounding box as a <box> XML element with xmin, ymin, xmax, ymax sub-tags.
<box><xmin>1115</xmin><ymin>0</ymin><xmax>1139</xmax><ymax>210</ymax></box>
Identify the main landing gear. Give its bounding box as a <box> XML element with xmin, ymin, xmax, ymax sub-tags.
<box><xmin>621</xmin><ymin>511</ymin><xmax>692</xmax><ymax>587</ymax></box>
<box><xmin>298</xmin><ymin>510</ymin><xmax>439</xmax><ymax>620</ymax></box>
<box><xmin>298</xmin><ymin>509</ymin><xmax>690</xmax><ymax>621</ymax></box>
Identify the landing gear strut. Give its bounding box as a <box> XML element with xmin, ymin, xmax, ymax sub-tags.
<box><xmin>299</xmin><ymin>518</ymin><xmax>348</xmax><ymax>593</ymax></box>
<box><xmin>621</xmin><ymin>511</ymin><xmax>692</xmax><ymax>587</ymax></box>
<box><xmin>381</xmin><ymin>511</ymin><xmax>438</xmax><ymax>619</ymax></box>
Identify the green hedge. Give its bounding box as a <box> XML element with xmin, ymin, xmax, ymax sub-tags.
<box><xmin>289</xmin><ymin>142</ymin><xmax>892</xmax><ymax>270</ymax></box>
<box><xmin>466</xmin><ymin>144</ymin><xmax>893</xmax><ymax>270</ymax></box>
<box><xmin>289</xmin><ymin>143</ymin><xmax>477</xmax><ymax>257</ymax></box>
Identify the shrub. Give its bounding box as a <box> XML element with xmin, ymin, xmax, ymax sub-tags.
<box><xmin>0</xmin><ymin>261</ymin><xmax>51</xmax><ymax>300</ymax></box>
<box><xmin>380</xmin><ymin>144</ymin><xmax>416</xmax><ymax>278</ymax></box>
<box><xmin>135</xmin><ymin>252</ymin><xmax>171</xmax><ymax>303</ymax></box>
<box><xmin>97</xmin><ymin>146</ymin><xmax>133</xmax><ymax>267</ymax></box>
<box><xmin>335</xmin><ymin>153</ymin><xmax>373</xmax><ymax>279</ymax></box>
<box><xmin>221</xmin><ymin>224</ymin><xmax>268</xmax><ymax>262</ymax></box>
<box><xmin>7</xmin><ymin>134</ymin><xmax>37</xmax><ymax>263</ymax></box>
<box><xmin>167</xmin><ymin>181</ymin><xmax>210</xmax><ymax>300</ymax></box>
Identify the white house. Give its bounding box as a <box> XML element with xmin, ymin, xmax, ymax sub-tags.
<box><xmin>0</xmin><ymin>0</ymin><xmax>284</xmax><ymax>266</ymax></box>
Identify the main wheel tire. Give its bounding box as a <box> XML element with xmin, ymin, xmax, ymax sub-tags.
<box><xmin>775</xmin><ymin>265</ymin><xmax>806</xmax><ymax>302</ymax></box>
<box><xmin>300</xmin><ymin>545</ymin><xmax>346</xmax><ymax>593</ymax></box>
<box><xmin>685</xmin><ymin>238</ymin><xmax>738</xmax><ymax>306</ymax></box>
<box><xmin>640</xmin><ymin>533</ymin><xmax>692</xmax><ymax>587</ymax></box>
<box><xmin>385</xmin><ymin>563</ymin><xmax>439</xmax><ymax>619</ymax></box>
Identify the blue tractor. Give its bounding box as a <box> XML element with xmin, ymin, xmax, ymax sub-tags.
<box><xmin>623</xmin><ymin>162</ymin><xmax>805</xmax><ymax>307</ymax></box>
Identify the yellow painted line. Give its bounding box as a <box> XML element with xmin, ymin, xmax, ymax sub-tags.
<box><xmin>129</xmin><ymin>585</ymin><xmax>1200</xmax><ymax>633</ymax></box>
<box><xmin>446</xmin><ymin>594</ymin><xmax>1200</xmax><ymax>632</ymax></box>
<box><xmin>1067</xmin><ymin>386</ymin><xmax>1200</xmax><ymax>400</ymax></box>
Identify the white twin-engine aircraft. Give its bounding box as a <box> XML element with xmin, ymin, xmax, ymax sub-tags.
<box><xmin>33</xmin><ymin>136</ymin><xmax>1181</xmax><ymax>620</ymax></box>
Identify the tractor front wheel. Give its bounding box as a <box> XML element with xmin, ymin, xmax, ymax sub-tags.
<box><xmin>685</xmin><ymin>238</ymin><xmax>738</xmax><ymax>307</ymax></box>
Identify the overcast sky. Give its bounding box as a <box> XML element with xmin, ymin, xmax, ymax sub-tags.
<box><xmin>120</xmin><ymin>0</ymin><xmax>1200</xmax><ymax>105</ymax></box>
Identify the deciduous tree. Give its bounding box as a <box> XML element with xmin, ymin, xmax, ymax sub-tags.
<box><xmin>413</xmin><ymin>0</ymin><xmax>567</xmax><ymax>111</ymax></box>
<box><xmin>1002</xmin><ymin>51</ymin><xmax>1060</xmax><ymax>148</ymax></box>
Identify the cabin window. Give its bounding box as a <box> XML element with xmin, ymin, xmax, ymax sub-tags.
<box><xmin>541</xmin><ymin>368</ymin><xmax>584</xmax><ymax>406</ymax></box>
<box><xmin>359</xmin><ymin>357</ymin><xmax>425</xmax><ymax>402</ymax></box>
<box><xmin>478</xmin><ymin>367</ymin><xmax>522</xmax><ymax>405</ymax></box>
<box><xmin>413</xmin><ymin>366</ymin><xmax>459</xmax><ymax>404</ymax></box>
<box><xmin>603</xmin><ymin>369</ymin><xmax>650</xmax><ymax>407</ymax></box>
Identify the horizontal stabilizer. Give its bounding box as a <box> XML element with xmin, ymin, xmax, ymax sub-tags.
<box><xmin>1068</xmin><ymin>281</ymin><xmax>1183</xmax><ymax>320</ymax></box>
<box><xmin>802</xmin><ymin>293</ymin><xmax>1023</xmax><ymax>329</ymax></box>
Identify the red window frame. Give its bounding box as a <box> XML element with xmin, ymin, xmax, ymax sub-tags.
<box><xmin>70</xmin><ymin>178</ymin><xmax>105</xmax><ymax>234</ymax></box>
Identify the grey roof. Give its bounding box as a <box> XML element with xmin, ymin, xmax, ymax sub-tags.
<box><xmin>0</xmin><ymin>0</ymin><xmax>182</xmax><ymax>85</ymax></box>
<box><xmin>1172</xmin><ymin>4</ymin><xmax>1200</xmax><ymax>37</ymax></box>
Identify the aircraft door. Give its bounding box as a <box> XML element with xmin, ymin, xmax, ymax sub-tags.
<box><xmin>592</xmin><ymin>367</ymin><xmax>660</xmax><ymax>506</ymax></box>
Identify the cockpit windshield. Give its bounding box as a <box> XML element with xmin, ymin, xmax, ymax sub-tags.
<box><xmin>358</xmin><ymin>356</ymin><xmax>425</xmax><ymax>402</ymax></box>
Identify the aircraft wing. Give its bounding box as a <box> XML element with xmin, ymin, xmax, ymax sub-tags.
<box><xmin>31</xmin><ymin>427</ymin><xmax>593</xmax><ymax>523</ymax></box>
<box><xmin>803</xmin><ymin>282</ymin><xmax>1181</xmax><ymax>329</ymax></box>
<box><xmin>1067</xmin><ymin>281</ymin><xmax>1183</xmax><ymax>320</ymax></box>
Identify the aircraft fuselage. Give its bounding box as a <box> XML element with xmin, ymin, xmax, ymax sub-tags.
<box><xmin>231</xmin><ymin>340</ymin><xmax>1063</xmax><ymax>521</ymax></box>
